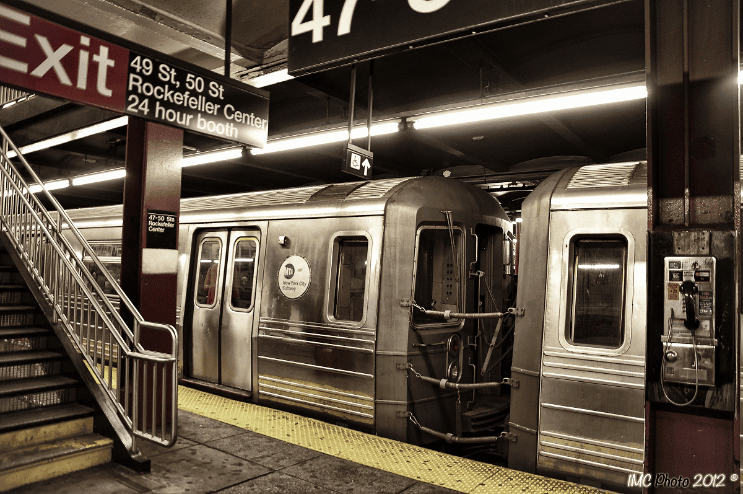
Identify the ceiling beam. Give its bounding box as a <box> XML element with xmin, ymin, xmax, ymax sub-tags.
<box><xmin>467</xmin><ymin>37</ymin><xmax>610</xmax><ymax>162</ymax></box>
<box><xmin>0</xmin><ymin>95</ymin><xmax>67</xmax><ymax>128</ymax></box>
<box><xmin>288</xmin><ymin>79</ymin><xmax>369</xmax><ymax>116</ymax></box>
<box><xmin>240</xmin><ymin>158</ymin><xmax>326</xmax><ymax>182</ymax></box>
<box><xmin>6</xmin><ymin>104</ymin><xmax>121</xmax><ymax>148</ymax></box>
<box><xmin>406</xmin><ymin>131</ymin><xmax>500</xmax><ymax>170</ymax></box>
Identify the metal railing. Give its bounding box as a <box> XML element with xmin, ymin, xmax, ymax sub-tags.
<box><xmin>0</xmin><ymin>86</ymin><xmax>29</xmax><ymax>107</ymax></box>
<box><xmin>0</xmin><ymin>124</ymin><xmax>177</xmax><ymax>451</ymax></box>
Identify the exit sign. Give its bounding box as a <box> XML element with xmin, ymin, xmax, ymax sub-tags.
<box><xmin>0</xmin><ymin>1</ymin><xmax>269</xmax><ymax>148</ymax></box>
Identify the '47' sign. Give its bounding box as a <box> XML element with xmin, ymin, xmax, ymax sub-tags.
<box><xmin>288</xmin><ymin>0</ymin><xmax>588</xmax><ymax>75</ymax></box>
<box><xmin>291</xmin><ymin>0</ymin><xmax>451</xmax><ymax>43</ymax></box>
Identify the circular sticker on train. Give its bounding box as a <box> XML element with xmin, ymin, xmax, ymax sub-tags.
<box><xmin>278</xmin><ymin>255</ymin><xmax>311</xmax><ymax>299</ymax></box>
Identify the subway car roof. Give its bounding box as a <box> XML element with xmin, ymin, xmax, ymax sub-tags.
<box><xmin>546</xmin><ymin>161</ymin><xmax>648</xmax><ymax>211</ymax></box>
<box><xmin>63</xmin><ymin>175</ymin><xmax>509</xmax><ymax>228</ymax></box>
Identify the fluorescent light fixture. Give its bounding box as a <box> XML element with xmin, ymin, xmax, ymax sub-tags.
<box><xmin>6</xmin><ymin>116</ymin><xmax>128</xmax><ymax>158</ymax></box>
<box><xmin>28</xmin><ymin>178</ymin><xmax>70</xmax><ymax>194</ymax></box>
<box><xmin>71</xmin><ymin>168</ymin><xmax>126</xmax><ymax>186</ymax></box>
<box><xmin>251</xmin><ymin>122</ymin><xmax>399</xmax><ymax>155</ymax></box>
<box><xmin>181</xmin><ymin>148</ymin><xmax>243</xmax><ymax>167</ymax></box>
<box><xmin>247</xmin><ymin>69</ymin><xmax>294</xmax><ymax>88</ymax></box>
<box><xmin>578</xmin><ymin>264</ymin><xmax>620</xmax><ymax>270</ymax></box>
<box><xmin>413</xmin><ymin>85</ymin><xmax>648</xmax><ymax>130</ymax></box>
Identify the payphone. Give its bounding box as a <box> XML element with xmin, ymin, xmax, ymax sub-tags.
<box><xmin>662</xmin><ymin>256</ymin><xmax>716</xmax><ymax>390</ymax></box>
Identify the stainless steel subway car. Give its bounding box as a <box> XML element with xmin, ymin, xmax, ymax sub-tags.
<box><xmin>62</xmin><ymin>176</ymin><xmax>515</xmax><ymax>446</ymax></box>
<box><xmin>62</xmin><ymin>163</ymin><xmax>679</xmax><ymax>492</ymax></box>
<box><xmin>510</xmin><ymin>161</ymin><xmax>649</xmax><ymax>489</ymax></box>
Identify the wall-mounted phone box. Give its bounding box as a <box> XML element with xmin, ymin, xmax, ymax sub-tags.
<box><xmin>662</xmin><ymin>256</ymin><xmax>716</xmax><ymax>387</ymax></box>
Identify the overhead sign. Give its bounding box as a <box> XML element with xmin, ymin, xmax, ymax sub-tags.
<box><xmin>289</xmin><ymin>0</ymin><xmax>602</xmax><ymax>75</ymax></box>
<box><xmin>0</xmin><ymin>2</ymin><xmax>269</xmax><ymax>148</ymax></box>
<box><xmin>342</xmin><ymin>143</ymin><xmax>372</xmax><ymax>179</ymax></box>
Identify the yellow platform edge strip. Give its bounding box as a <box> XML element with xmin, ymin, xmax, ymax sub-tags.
<box><xmin>177</xmin><ymin>386</ymin><xmax>605</xmax><ymax>494</ymax></box>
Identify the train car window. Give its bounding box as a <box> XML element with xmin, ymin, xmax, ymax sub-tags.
<box><xmin>230</xmin><ymin>238</ymin><xmax>258</xmax><ymax>311</ymax></box>
<box><xmin>413</xmin><ymin>228</ymin><xmax>462</xmax><ymax>326</ymax></box>
<box><xmin>332</xmin><ymin>237</ymin><xmax>368</xmax><ymax>322</ymax></box>
<box><xmin>568</xmin><ymin>237</ymin><xmax>627</xmax><ymax>348</ymax></box>
<box><xmin>195</xmin><ymin>239</ymin><xmax>222</xmax><ymax>306</ymax></box>
<box><xmin>82</xmin><ymin>242</ymin><xmax>121</xmax><ymax>295</ymax></box>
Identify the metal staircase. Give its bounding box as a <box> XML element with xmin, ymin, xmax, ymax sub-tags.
<box><xmin>0</xmin><ymin>125</ymin><xmax>178</xmax><ymax>491</ymax></box>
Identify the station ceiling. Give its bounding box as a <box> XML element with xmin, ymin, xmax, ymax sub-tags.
<box><xmin>0</xmin><ymin>0</ymin><xmax>691</xmax><ymax>216</ymax></box>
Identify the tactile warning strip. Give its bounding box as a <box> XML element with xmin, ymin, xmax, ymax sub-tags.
<box><xmin>178</xmin><ymin>386</ymin><xmax>605</xmax><ymax>494</ymax></box>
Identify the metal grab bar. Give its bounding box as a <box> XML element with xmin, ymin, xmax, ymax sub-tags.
<box><xmin>405</xmin><ymin>411</ymin><xmax>514</xmax><ymax>444</ymax></box>
<box><xmin>0</xmin><ymin>124</ymin><xmax>177</xmax><ymax>450</ymax></box>
<box><xmin>404</xmin><ymin>363</ymin><xmax>517</xmax><ymax>390</ymax></box>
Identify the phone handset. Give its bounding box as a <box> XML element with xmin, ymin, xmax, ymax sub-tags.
<box><xmin>680</xmin><ymin>280</ymin><xmax>699</xmax><ymax>331</ymax></box>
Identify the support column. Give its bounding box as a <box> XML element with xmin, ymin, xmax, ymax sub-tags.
<box><xmin>121</xmin><ymin>118</ymin><xmax>182</xmax><ymax>350</ymax></box>
<box><xmin>645</xmin><ymin>1</ymin><xmax>739</xmax><ymax>490</ymax></box>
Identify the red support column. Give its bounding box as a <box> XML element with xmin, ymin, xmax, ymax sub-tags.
<box><xmin>645</xmin><ymin>1</ymin><xmax>740</xmax><ymax>491</ymax></box>
<box><xmin>121</xmin><ymin>118</ymin><xmax>182</xmax><ymax>338</ymax></box>
<box><xmin>120</xmin><ymin>118</ymin><xmax>182</xmax><ymax>428</ymax></box>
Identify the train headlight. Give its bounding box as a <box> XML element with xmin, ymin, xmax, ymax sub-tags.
<box><xmin>447</xmin><ymin>333</ymin><xmax>460</xmax><ymax>358</ymax></box>
<box><xmin>447</xmin><ymin>361</ymin><xmax>460</xmax><ymax>382</ymax></box>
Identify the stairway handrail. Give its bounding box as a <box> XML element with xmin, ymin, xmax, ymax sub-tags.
<box><xmin>0</xmin><ymin>125</ymin><xmax>173</xmax><ymax>352</ymax></box>
<box><xmin>0</xmin><ymin>123</ymin><xmax>177</xmax><ymax>449</ymax></box>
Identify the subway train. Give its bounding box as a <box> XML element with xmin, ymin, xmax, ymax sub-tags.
<box><xmin>58</xmin><ymin>162</ymin><xmax>720</xmax><ymax>492</ymax></box>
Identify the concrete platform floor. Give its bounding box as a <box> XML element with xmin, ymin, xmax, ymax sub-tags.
<box><xmin>6</xmin><ymin>409</ymin><xmax>464</xmax><ymax>494</ymax></box>
<box><xmin>5</xmin><ymin>385</ymin><xmax>612</xmax><ymax>494</ymax></box>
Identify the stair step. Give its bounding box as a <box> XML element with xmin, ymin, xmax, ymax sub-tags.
<box><xmin>0</xmin><ymin>327</ymin><xmax>49</xmax><ymax>339</ymax></box>
<box><xmin>0</xmin><ymin>376</ymin><xmax>79</xmax><ymax>399</ymax></box>
<box><xmin>0</xmin><ymin>416</ymin><xmax>93</xmax><ymax>451</ymax></box>
<box><xmin>0</xmin><ymin>285</ymin><xmax>25</xmax><ymax>290</ymax></box>
<box><xmin>0</xmin><ymin>305</ymin><xmax>35</xmax><ymax>312</ymax></box>
<box><xmin>0</xmin><ymin>350</ymin><xmax>65</xmax><ymax>367</ymax></box>
<box><xmin>0</xmin><ymin>432</ymin><xmax>113</xmax><ymax>491</ymax></box>
<box><xmin>0</xmin><ymin>403</ymin><xmax>95</xmax><ymax>434</ymax></box>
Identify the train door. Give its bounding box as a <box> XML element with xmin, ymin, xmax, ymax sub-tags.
<box><xmin>190</xmin><ymin>228</ymin><xmax>261</xmax><ymax>391</ymax></box>
<box><xmin>537</xmin><ymin>208</ymin><xmax>646</xmax><ymax>488</ymax></box>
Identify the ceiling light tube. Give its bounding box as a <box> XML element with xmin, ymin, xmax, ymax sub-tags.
<box><xmin>71</xmin><ymin>168</ymin><xmax>126</xmax><ymax>186</ymax></box>
<box><xmin>28</xmin><ymin>178</ymin><xmax>70</xmax><ymax>194</ymax></box>
<box><xmin>6</xmin><ymin>116</ymin><xmax>129</xmax><ymax>159</ymax></box>
<box><xmin>413</xmin><ymin>85</ymin><xmax>648</xmax><ymax>130</ymax></box>
<box><xmin>247</xmin><ymin>68</ymin><xmax>295</xmax><ymax>88</ymax></box>
<box><xmin>181</xmin><ymin>148</ymin><xmax>243</xmax><ymax>167</ymax></box>
<box><xmin>251</xmin><ymin>122</ymin><xmax>399</xmax><ymax>155</ymax></box>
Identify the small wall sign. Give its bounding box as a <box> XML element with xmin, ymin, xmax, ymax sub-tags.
<box><xmin>278</xmin><ymin>255</ymin><xmax>311</xmax><ymax>299</ymax></box>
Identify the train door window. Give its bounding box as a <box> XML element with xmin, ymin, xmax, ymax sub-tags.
<box><xmin>568</xmin><ymin>237</ymin><xmax>627</xmax><ymax>348</ymax></box>
<box><xmin>82</xmin><ymin>242</ymin><xmax>121</xmax><ymax>295</ymax></box>
<box><xmin>330</xmin><ymin>236</ymin><xmax>368</xmax><ymax>322</ymax></box>
<box><xmin>196</xmin><ymin>238</ymin><xmax>222</xmax><ymax>306</ymax></box>
<box><xmin>413</xmin><ymin>227</ymin><xmax>462</xmax><ymax>327</ymax></box>
<box><xmin>230</xmin><ymin>238</ymin><xmax>258</xmax><ymax>311</ymax></box>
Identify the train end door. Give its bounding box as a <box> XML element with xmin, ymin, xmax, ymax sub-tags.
<box><xmin>189</xmin><ymin>228</ymin><xmax>262</xmax><ymax>392</ymax></box>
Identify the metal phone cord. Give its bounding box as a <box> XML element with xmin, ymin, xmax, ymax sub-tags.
<box><xmin>661</xmin><ymin>308</ymin><xmax>700</xmax><ymax>407</ymax></box>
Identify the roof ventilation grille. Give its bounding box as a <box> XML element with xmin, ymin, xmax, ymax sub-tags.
<box><xmin>567</xmin><ymin>163</ymin><xmax>638</xmax><ymax>189</ymax></box>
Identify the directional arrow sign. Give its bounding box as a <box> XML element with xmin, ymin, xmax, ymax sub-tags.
<box><xmin>343</xmin><ymin>143</ymin><xmax>373</xmax><ymax>179</ymax></box>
